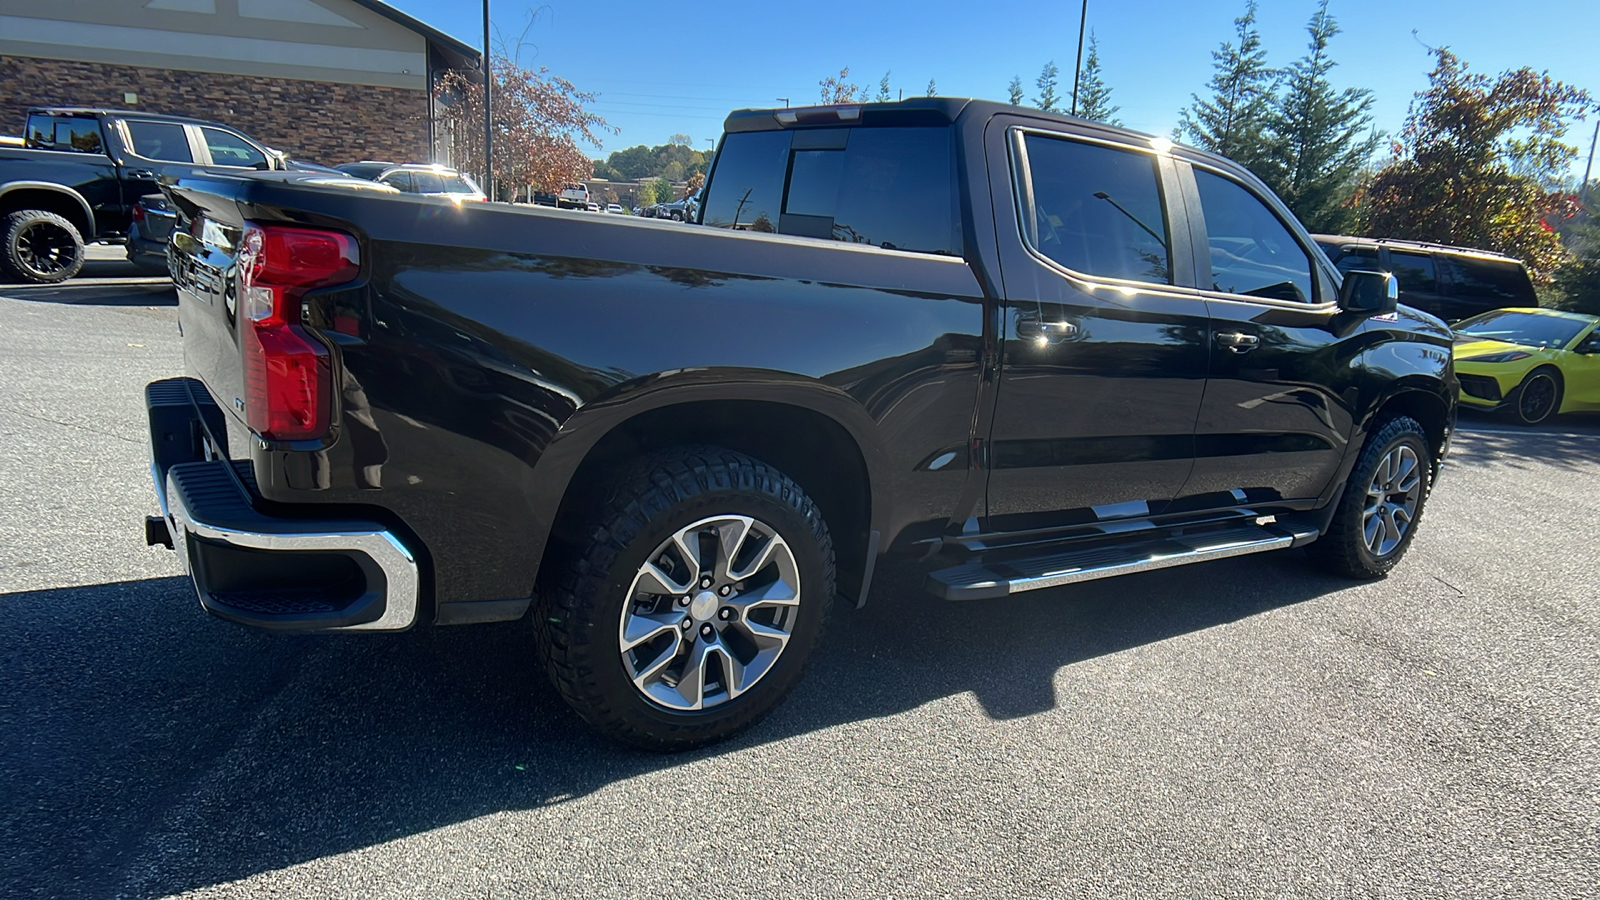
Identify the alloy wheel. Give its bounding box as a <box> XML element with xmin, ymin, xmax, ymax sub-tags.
<box><xmin>1362</xmin><ymin>444</ymin><xmax>1423</xmax><ymax>558</ymax></box>
<box><xmin>15</xmin><ymin>221</ymin><xmax>76</xmax><ymax>277</ymax></box>
<box><xmin>618</xmin><ymin>514</ymin><xmax>802</xmax><ymax>711</ymax></box>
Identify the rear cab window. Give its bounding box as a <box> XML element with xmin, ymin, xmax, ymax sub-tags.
<box><xmin>703</xmin><ymin>125</ymin><xmax>959</xmax><ymax>255</ymax></box>
<box><xmin>25</xmin><ymin>114</ymin><xmax>104</xmax><ymax>154</ymax></box>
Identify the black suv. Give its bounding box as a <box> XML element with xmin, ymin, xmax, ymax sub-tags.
<box><xmin>1314</xmin><ymin>234</ymin><xmax>1536</xmax><ymax>323</ymax></box>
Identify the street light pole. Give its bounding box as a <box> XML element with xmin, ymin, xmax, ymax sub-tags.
<box><xmin>482</xmin><ymin>0</ymin><xmax>492</xmax><ymax>197</ymax></box>
<box><xmin>776</xmin><ymin>97</ymin><xmax>789</xmax><ymax>108</ymax></box>
<box><xmin>1070</xmin><ymin>0</ymin><xmax>1087</xmax><ymax>116</ymax></box>
<box><xmin>1581</xmin><ymin>119</ymin><xmax>1599</xmax><ymax>209</ymax></box>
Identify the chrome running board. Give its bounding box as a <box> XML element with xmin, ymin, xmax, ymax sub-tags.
<box><xmin>926</xmin><ymin>522</ymin><xmax>1319</xmax><ymax>601</ymax></box>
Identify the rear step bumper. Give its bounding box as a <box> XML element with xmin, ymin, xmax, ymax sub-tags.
<box><xmin>927</xmin><ymin>521</ymin><xmax>1319</xmax><ymax>601</ymax></box>
<box><xmin>147</xmin><ymin>377</ymin><xmax>419</xmax><ymax>631</ymax></box>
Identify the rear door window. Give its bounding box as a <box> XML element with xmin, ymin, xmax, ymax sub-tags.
<box><xmin>1193</xmin><ymin>168</ymin><xmax>1315</xmax><ymax>303</ymax></box>
<box><xmin>1385</xmin><ymin>250</ymin><xmax>1437</xmax><ymax>293</ymax></box>
<box><xmin>125</xmin><ymin>121</ymin><xmax>193</xmax><ymax>162</ymax></box>
<box><xmin>1017</xmin><ymin>132</ymin><xmax>1171</xmax><ymax>284</ymax></box>
<box><xmin>380</xmin><ymin>171</ymin><xmax>414</xmax><ymax>192</ymax></box>
<box><xmin>200</xmin><ymin>127</ymin><xmax>266</xmax><ymax>168</ymax></box>
<box><xmin>410</xmin><ymin>171</ymin><xmax>445</xmax><ymax>193</ymax></box>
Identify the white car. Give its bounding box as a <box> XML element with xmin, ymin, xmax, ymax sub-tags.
<box><xmin>606</xmin><ymin>203</ymin><xmax>624</xmax><ymax>214</ymax></box>
<box><xmin>334</xmin><ymin>162</ymin><xmax>486</xmax><ymax>203</ymax></box>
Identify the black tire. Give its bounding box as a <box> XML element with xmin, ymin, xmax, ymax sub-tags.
<box><xmin>536</xmin><ymin>446</ymin><xmax>835</xmax><ymax>751</ymax></box>
<box><xmin>1508</xmin><ymin>367</ymin><xmax>1562</xmax><ymax>426</ymax></box>
<box><xmin>1</xmin><ymin>210</ymin><xmax>85</xmax><ymax>284</ymax></box>
<box><xmin>1306</xmin><ymin>416</ymin><xmax>1433</xmax><ymax>579</ymax></box>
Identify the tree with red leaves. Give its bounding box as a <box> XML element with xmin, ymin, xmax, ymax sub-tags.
<box><xmin>1358</xmin><ymin>48</ymin><xmax>1591</xmax><ymax>283</ymax></box>
<box><xmin>435</xmin><ymin>52</ymin><xmax>611</xmax><ymax>196</ymax></box>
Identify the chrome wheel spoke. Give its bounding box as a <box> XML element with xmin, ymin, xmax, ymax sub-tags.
<box><xmin>620</xmin><ymin>611</ymin><xmax>682</xmax><ymax>652</ymax></box>
<box><xmin>711</xmin><ymin>516</ymin><xmax>754</xmax><ymax>581</ymax></box>
<box><xmin>630</xmin><ymin>638</ymin><xmax>684</xmax><ymax>689</ymax></box>
<box><xmin>1363</xmin><ymin>511</ymin><xmax>1383</xmax><ymax>553</ymax></box>
<box><xmin>674</xmin><ymin>637</ymin><xmax>717</xmax><ymax>709</ymax></box>
<box><xmin>635</xmin><ymin>561</ymin><xmax>690</xmax><ymax>598</ymax></box>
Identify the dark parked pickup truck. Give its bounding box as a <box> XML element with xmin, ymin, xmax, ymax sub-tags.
<box><xmin>146</xmin><ymin>99</ymin><xmax>1455</xmax><ymax>749</ymax></box>
<box><xmin>0</xmin><ymin>107</ymin><xmax>321</xmax><ymax>283</ymax></box>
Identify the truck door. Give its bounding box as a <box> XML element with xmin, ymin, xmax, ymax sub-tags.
<box><xmin>115</xmin><ymin>119</ymin><xmax>202</xmax><ymax>213</ymax></box>
<box><xmin>984</xmin><ymin>122</ymin><xmax>1209</xmax><ymax>532</ymax></box>
<box><xmin>1177</xmin><ymin>161</ymin><xmax>1360</xmax><ymax>510</ymax></box>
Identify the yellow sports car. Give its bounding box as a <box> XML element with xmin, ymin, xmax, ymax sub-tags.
<box><xmin>1452</xmin><ymin>308</ymin><xmax>1600</xmax><ymax>425</ymax></box>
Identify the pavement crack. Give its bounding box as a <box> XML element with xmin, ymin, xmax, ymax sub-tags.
<box><xmin>0</xmin><ymin>407</ymin><xmax>141</xmax><ymax>445</ymax></box>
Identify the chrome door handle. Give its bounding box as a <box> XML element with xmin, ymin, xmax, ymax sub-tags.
<box><xmin>126</xmin><ymin>169</ymin><xmax>156</xmax><ymax>179</ymax></box>
<box><xmin>1017</xmin><ymin>312</ymin><xmax>1081</xmax><ymax>344</ymax></box>
<box><xmin>1216</xmin><ymin>331</ymin><xmax>1260</xmax><ymax>353</ymax></box>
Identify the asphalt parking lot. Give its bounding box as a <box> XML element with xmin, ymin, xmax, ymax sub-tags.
<box><xmin>2</xmin><ymin>255</ymin><xmax>1597</xmax><ymax>899</ymax></box>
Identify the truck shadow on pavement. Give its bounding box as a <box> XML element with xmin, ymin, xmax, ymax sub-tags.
<box><xmin>0</xmin><ymin>555</ymin><xmax>1348</xmax><ymax>897</ymax></box>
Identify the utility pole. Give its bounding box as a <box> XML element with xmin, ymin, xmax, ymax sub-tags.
<box><xmin>482</xmin><ymin>0</ymin><xmax>492</xmax><ymax>198</ymax></box>
<box><xmin>1581</xmin><ymin>119</ymin><xmax>1599</xmax><ymax>208</ymax></box>
<box><xmin>1070</xmin><ymin>0</ymin><xmax>1088</xmax><ymax>116</ymax></box>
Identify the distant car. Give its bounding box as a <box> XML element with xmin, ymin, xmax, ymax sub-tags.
<box><xmin>1314</xmin><ymin>234</ymin><xmax>1537</xmax><ymax>323</ymax></box>
<box><xmin>334</xmin><ymin>162</ymin><xmax>486</xmax><ymax>202</ymax></box>
<box><xmin>660</xmin><ymin>197</ymin><xmax>687</xmax><ymax>221</ymax></box>
<box><xmin>125</xmin><ymin>192</ymin><xmax>177</xmax><ymax>275</ymax></box>
<box><xmin>606</xmin><ymin>203</ymin><xmax>623</xmax><ymax>214</ymax></box>
<box><xmin>1452</xmin><ymin>308</ymin><xmax>1600</xmax><ymax>425</ymax></box>
<box><xmin>586</xmin><ymin>202</ymin><xmax>600</xmax><ymax>212</ymax></box>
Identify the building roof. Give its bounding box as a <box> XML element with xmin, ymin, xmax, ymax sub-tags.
<box><xmin>347</xmin><ymin>0</ymin><xmax>481</xmax><ymax>70</ymax></box>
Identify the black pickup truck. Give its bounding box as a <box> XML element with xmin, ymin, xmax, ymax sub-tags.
<box><xmin>0</xmin><ymin>107</ymin><xmax>315</xmax><ymax>283</ymax></box>
<box><xmin>146</xmin><ymin>99</ymin><xmax>1455</xmax><ymax>749</ymax></box>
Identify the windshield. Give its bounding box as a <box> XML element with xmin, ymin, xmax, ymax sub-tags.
<box><xmin>1453</xmin><ymin>310</ymin><xmax>1590</xmax><ymax>349</ymax></box>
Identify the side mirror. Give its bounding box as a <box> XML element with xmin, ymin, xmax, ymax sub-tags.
<box><xmin>1339</xmin><ymin>269</ymin><xmax>1398</xmax><ymax>315</ymax></box>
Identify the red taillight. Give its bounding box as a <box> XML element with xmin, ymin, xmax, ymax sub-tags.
<box><xmin>131</xmin><ymin>204</ymin><xmax>145</xmax><ymax>224</ymax></box>
<box><xmin>237</xmin><ymin>223</ymin><xmax>359</xmax><ymax>441</ymax></box>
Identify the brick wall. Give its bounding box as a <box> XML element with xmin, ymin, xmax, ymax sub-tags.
<box><xmin>0</xmin><ymin>56</ymin><xmax>432</xmax><ymax>166</ymax></box>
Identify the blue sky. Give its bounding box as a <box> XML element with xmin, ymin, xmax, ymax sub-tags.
<box><xmin>393</xmin><ymin>0</ymin><xmax>1599</xmax><ymax>168</ymax></box>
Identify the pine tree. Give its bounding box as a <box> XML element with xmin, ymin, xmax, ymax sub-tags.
<box><xmin>876</xmin><ymin>71</ymin><xmax>892</xmax><ymax>103</ymax></box>
<box><xmin>926</xmin><ymin>78</ymin><xmax>938</xmax><ymax>97</ymax></box>
<box><xmin>1259</xmin><ymin>1</ymin><xmax>1380</xmax><ymax>232</ymax></box>
<box><xmin>1008</xmin><ymin>76</ymin><xmax>1025</xmax><ymax>106</ymax></box>
<box><xmin>1074</xmin><ymin>32</ymin><xmax>1121</xmax><ymax>126</ymax></box>
<box><xmin>1176</xmin><ymin>1</ymin><xmax>1275</xmax><ymax>172</ymax></box>
<box><xmin>1035</xmin><ymin>61</ymin><xmax>1060</xmax><ymax>112</ymax></box>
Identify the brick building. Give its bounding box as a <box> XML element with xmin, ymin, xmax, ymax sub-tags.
<box><xmin>0</xmin><ymin>0</ymin><xmax>479</xmax><ymax>166</ymax></box>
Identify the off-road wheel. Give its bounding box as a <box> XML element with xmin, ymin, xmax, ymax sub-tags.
<box><xmin>1306</xmin><ymin>416</ymin><xmax>1433</xmax><ymax>579</ymax></box>
<box><xmin>537</xmin><ymin>446</ymin><xmax>834</xmax><ymax>751</ymax></box>
<box><xmin>1509</xmin><ymin>367</ymin><xmax>1562</xmax><ymax>426</ymax></box>
<box><xmin>1</xmin><ymin>210</ymin><xmax>85</xmax><ymax>284</ymax></box>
